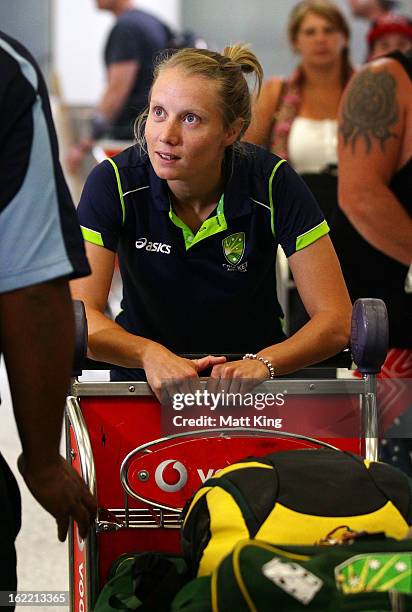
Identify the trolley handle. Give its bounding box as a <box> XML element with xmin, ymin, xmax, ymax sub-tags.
<box><xmin>351</xmin><ymin>298</ymin><xmax>388</xmax><ymax>375</ymax></box>
<box><xmin>74</xmin><ymin>351</ymin><xmax>351</xmax><ymax>375</ymax></box>
<box><xmin>72</xmin><ymin>298</ymin><xmax>388</xmax><ymax>375</ymax></box>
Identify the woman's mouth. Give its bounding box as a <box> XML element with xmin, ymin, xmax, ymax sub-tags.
<box><xmin>157</xmin><ymin>152</ymin><xmax>180</xmax><ymax>161</ymax></box>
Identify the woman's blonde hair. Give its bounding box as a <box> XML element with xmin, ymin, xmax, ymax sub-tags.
<box><xmin>288</xmin><ymin>0</ymin><xmax>352</xmax><ymax>85</ymax></box>
<box><xmin>134</xmin><ymin>44</ymin><xmax>263</xmax><ymax>150</ymax></box>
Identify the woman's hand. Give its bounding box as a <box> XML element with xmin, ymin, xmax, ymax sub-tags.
<box><xmin>141</xmin><ymin>342</ymin><xmax>226</xmax><ymax>401</ymax></box>
<box><xmin>209</xmin><ymin>357</ymin><xmax>271</xmax><ymax>396</ymax></box>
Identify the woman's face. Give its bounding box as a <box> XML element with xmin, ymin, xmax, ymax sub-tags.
<box><xmin>293</xmin><ymin>12</ymin><xmax>347</xmax><ymax>67</ymax></box>
<box><xmin>145</xmin><ymin>67</ymin><xmax>240</xmax><ymax>186</ymax></box>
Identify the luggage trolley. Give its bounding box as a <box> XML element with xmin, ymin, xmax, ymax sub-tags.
<box><xmin>66</xmin><ymin>298</ymin><xmax>388</xmax><ymax>612</ymax></box>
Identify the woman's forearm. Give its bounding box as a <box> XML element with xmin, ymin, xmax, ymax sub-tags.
<box><xmin>84</xmin><ymin>305</ymin><xmax>159</xmax><ymax>368</ymax></box>
<box><xmin>258</xmin><ymin>310</ymin><xmax>350</xmax><ymax>375</ymax></box>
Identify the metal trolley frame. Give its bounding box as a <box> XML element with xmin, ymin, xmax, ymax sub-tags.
<box><xmin>65</xmin><ymin>298</ymin><xmax>388</xmax><ymax>611</ymax></box>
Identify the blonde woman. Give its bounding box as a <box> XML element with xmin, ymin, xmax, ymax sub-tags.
<box><xmin>72</xmin><ymin>44</ymin><xmax>351</xmax><ymax>398</ymax></box>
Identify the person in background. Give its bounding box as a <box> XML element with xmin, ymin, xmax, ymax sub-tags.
<box><xmin>67</xmin><ymin>0</ymin><xmax>171</xmax><ymax>173</ymax></box>
<box><xmin>71</xmin><ymin>44</ymin><xmax>352</xmax><ymax>399</ymax></box>
<box><xmin>335</xmin><ymin>48</ymin><xmax>412</xmax><ymax>472</ymax></box>
<box><xmin>347</xmin><ymin>0</ymin><xmax>402</xmax><ymax>60</ymax></box>
<box><xmin>347</xmin><ymin>0</ymin><xmax>398</xmax><ymax>21</ymax></box>
<box><xmin>0</xmin><ymin>31</ymin><xmax>96</xmax><ymax>601</ymax></box>
<box><xmin>244</xmin><ymin>0</ymin><xmax>353</xmax><ymax>223</ymax></box>
<box><xmin>244</xmin><ymin>0</ymin><xmax>353</xmax><ymax>332</ymax></box>
<box><xmin>367</xmin><ymin>12</ymin><xmax>412</xmax><ymax>58</ymax></box>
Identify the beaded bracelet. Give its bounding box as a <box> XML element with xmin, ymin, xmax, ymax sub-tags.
<box><xmin>243</xmin><ymin>353</ymin><xmax>276</xmax><ymax>379</ymax></box>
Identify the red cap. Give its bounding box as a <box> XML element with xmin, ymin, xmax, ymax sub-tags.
<box><xmin>367</xmin><ymin>13</ymin><xmax>412</xmax><ymax>48</ymax></box>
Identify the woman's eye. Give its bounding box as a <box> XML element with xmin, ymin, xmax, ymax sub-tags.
<box><xmin>184</xmin><ymin>113</ymin><xmax>199</xmax><ymax>124</ymax></box>
<box><xmin>153</xmin><ymin>107</ymin><xmax>165</xmax><ymax>119</ymax></box>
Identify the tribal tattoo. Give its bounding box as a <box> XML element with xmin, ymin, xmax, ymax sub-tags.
<box><xmin>340</xmin><ymin>69</ymin><xmax>399</xmax><ymax>154</ymax></box>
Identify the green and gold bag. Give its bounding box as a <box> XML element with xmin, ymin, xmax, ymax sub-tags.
<box><xmin>173</xmin><ymin>535</ymin><xmax>412</xmax><ymax>611</ymax></box>
<box><xmin>181</xmin><ymin>449</ymin><xmax>412</xmax><ymax>576</ymax></box>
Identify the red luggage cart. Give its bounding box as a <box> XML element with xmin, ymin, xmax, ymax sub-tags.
<box><xmin>66</xmin><ymin>298</ymin><xmax>388</xmax><ymax>611</ymax></box>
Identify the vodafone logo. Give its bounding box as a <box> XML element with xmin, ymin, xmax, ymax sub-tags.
<box><xmin>135</xmin><ymin>237</ymin><xmax>171</xmax><ymax>254</ymax></box>
<box><xmin>155</xmin><ymin>460</ymin><xmax>188</xmax><ymax>492</ymax></box>
<box><xmin>152</xmin><ymin>460</ymin><xmax>221</xmax><ymax>493</ymax></box>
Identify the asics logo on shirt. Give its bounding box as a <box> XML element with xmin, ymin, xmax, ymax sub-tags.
<box><xmin>135</xmin><ymin>237</ymin><xmax>171</xmax><ymax>254</ymax></box>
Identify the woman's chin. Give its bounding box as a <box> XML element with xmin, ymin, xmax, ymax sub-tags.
<box><xmin>153</xmin><ymin>166</ymin><xmax>181</xmax><ymax>180</ymax></box>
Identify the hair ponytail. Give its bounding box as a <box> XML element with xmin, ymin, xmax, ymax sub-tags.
<box><xmin>222</xmin><ymin>43</ymin><xmax>263</xmax><ymax>97</ymax></box>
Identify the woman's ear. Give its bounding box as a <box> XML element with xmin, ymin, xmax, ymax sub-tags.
<box><xmin>224</xmin><ymin>117</ymin><xmax>245</xmax><ymax>146</ymax></box>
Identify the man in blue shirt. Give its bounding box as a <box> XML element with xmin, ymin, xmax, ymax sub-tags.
<box><xmin>67</xmin><ymin>0</ymin><xmax>170</xmax><ymax>172</ymax></box>
<box><xmin>0</xmin><ymin>31</ymin><xmax>96</xmax><ymax>598</ymax></box>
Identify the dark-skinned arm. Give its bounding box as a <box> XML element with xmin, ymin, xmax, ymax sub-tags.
<box><xmin>0</xmin><ymin>279</ymin><xmax>96</xmax><ymax>541</ymax></box>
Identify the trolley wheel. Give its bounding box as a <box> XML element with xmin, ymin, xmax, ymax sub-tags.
<box><xmin>351</xmin><ymin>298</ymin><xmax>388</xmax><ymax>374</ymax></box>
<box><xmin>73</xmin><ymin>300</ymin><xmax>88</xmax><ymax>375</ymax></box>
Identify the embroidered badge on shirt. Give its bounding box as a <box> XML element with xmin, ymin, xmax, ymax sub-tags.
<box><xmin>222</xmin><ymin>232</ymin><xmax>245</xmax><ymax>265</ymax></box>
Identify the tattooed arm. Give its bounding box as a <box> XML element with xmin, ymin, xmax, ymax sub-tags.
<box><xmin>337</xmin><ymin>58</ymin><xmax>412</xmax><ymax>266</ymax></box>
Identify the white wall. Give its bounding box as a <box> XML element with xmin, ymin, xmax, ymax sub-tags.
<box><xmin>181</xmin><ymin>0</ymin><xmax>412</xmax><ymax>83</ymax></box>
<box><xmin>53</xmin><ymin>0</ymin><xmax>180</xmax><ymax>106</ymax></box>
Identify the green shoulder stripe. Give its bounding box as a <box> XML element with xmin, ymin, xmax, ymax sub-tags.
<box><xmin>106</xmin><ymin>157</ymin><xmax>125</xmax><ymax>225</ymax></box>
<box><xmin>81</xmin><ymin>225</ymin><xmax>104</xmax><ymax>246</ymax></box>
<box><xmin>268</xmin><ymin>158</ymin><xmax>287</xmax><ymax>238</ymax></box>
<box><xmin>296</xmin><ymin>219</ymin><xmax>329</xmax><ymax>251</ymax></box>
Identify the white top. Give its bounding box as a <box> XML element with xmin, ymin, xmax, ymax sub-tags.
<box><xmin>288</xmin><ymin>117</ymin><xmax>338</xmax><ymax>174</ymax></box>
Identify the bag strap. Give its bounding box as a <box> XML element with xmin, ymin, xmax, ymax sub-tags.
<box><xmin>204</xmin><ymin>476</ymin><xmax>262</xmax><ymax>535</ymax></box>
<box><xmin>262</xmin><ymin>78</ymin><xmax>287</xmax><ymax>151</ymax></box>
<box><xmin>268</xmin><ymin>78</ymin><xmax>287</xmax><ymax>146</ymax></box>
<box><xmin>274</xmin><ymin>79</ymin><xmax>287</xmax><ymax>116</ymax></box>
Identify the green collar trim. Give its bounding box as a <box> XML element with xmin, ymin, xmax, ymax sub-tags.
<box><xmin>169</xmin><ymin>193</ymin><xmax>227</xmax><ymax>250</ymax></box>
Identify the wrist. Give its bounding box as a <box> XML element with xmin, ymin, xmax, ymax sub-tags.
<box><xmin>139</xmin><ymin>338</ymin><xmax>171</xmax><ymax>369</ymax></box>
<box><xmin>18</xmin><ymin>452</ymin><xmax>61</xmax><ymax>477</ymax></box>
<box><xmin>90</xmin><ymin>112</ymin><xmax>109</xmax><ymax>140</ymax></box>
<box><xmin>242</xmin><ymin>353</ymin><xmax>276</xmax><ymax>379</ymax></box>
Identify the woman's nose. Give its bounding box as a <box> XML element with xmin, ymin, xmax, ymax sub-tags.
<box><xmin>160</xmin><ymin>120</ymin><xmax>180</xmax><ymax>145</ymax></box>
<box><xmin>315</xmin><ymin>29</ymin><xmax>329</xmax><ymax>42</ymax></box>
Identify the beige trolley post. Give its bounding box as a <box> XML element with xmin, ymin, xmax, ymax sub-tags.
<box><xmin>66</xmin><ymin>298</ymin><xmax>389</xmax><ymax>612</ymax></box>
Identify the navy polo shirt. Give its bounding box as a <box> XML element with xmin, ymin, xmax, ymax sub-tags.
<box><xmin>78</xmin><ymin>143</ymin><xmax>328</xmax><ymax>359</ymax></box>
